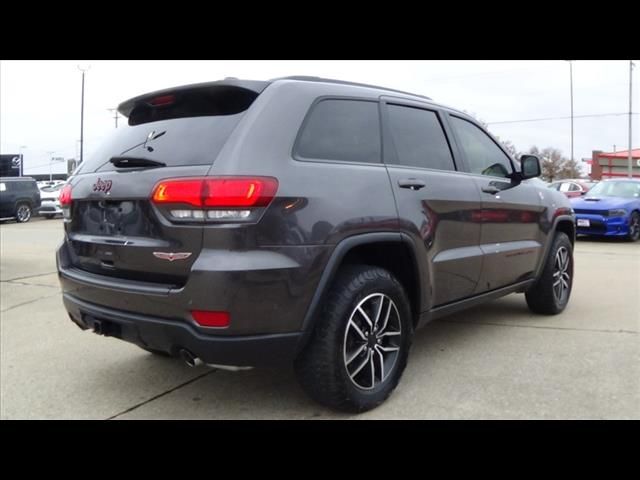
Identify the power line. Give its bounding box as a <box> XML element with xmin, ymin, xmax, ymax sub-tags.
<box><xmin>487</xmin><ymin>112</ymin><xmax>639</xmax><ymax>125</ymax></box>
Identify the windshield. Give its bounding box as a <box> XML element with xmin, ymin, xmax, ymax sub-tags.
<box><xmin>586</xmin><ymin>181</ymin><xmax>640</xmax><ymax>199</ymax></box>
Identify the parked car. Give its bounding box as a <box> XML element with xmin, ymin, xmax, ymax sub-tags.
<box><xmin>0</xmin><ymin>177</ymin><xmax>41</xmax><ymax>223</ymax></box>
<box><xmin>38</xmin><ymin>182</ymin><xmax>65</xmax><ymax>219</ymax></box>
<box><xmin>548</xmin><ymin>179</ymin><xmax>597</xmax><ymax>198</ymax></box>
<box><xmin>57</xmin><ymin>76</ymin><xmax>576</xmax><ymax>412</ymax></box>
<box><xmin>571</xmin><ymin>178</ymin><xmax>640</xmax><ymax>241</ymax></box>
<box><xmin>38</xmin><ymin>180</ymin><xmax>66</xmax><ymax>189</ymax></box>
<box><xmin>525</xmin><ymin>177</ymin><xmax>550</xmax><ymax>188</ymax></box>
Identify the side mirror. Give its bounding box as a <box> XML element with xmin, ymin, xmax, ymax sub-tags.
<box><xmin>519</xmin><ymin>154</ymin><xmax>541</xmax><ymax>180</ymax></box>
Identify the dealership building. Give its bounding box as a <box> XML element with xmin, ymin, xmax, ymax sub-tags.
<box><xmin>586</xmin><ymin>149</ymin><xmax>640</xmax><ymax>180</ymax></box>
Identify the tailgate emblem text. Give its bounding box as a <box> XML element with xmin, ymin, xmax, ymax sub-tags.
<box><xmin>153</xmin><ymin>252</ymin><xmax>192</xmax><ymax>262</ymax></box>
<box><xmin>93</xmin><ymin>178</ymin><xmax>113</xmax><ymax>193</ymax></box>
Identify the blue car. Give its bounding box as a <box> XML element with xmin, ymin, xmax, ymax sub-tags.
<box><xmin>571</xmin><ymin>179</ymin><xmax>640</xmax><ymax>241</ymax></box>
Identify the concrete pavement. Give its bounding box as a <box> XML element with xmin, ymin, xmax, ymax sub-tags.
<box><xmin>1</xmin><ymin>218</ymin><xmax>638</xmax><ymax>419</ymax></box>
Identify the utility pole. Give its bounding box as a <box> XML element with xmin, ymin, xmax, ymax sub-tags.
<box><xmin>629</xmin><ymin>60</ymin><xmax>635</xmax><ymax>178</ymax></box>
<box><xmin>107</xmin><ymin>108</ymin><xmax>119</xmax><ymax>128</ymax></box>
<box><xmin>78</xmin><ymin>65</ymin><xmax>90</xmax><ymax>165</ymax></box>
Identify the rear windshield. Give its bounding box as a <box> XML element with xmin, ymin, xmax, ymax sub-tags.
<box><xmin>75</xmin><ymin>114</ymin><xmax>246</xmax><ymax>174</ymax></box>
<box><xmin>75</xmin><ymin>85</ymin><xmax>265</xmax><ymax>174</ymax></box>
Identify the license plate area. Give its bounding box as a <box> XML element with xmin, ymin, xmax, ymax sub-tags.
<box><xmin>577</xmin><ymin>219</ymin><xmax>590</xmax><ymax>227</ymax></box>
<box><xmin>72</xmin><ymin>200</ymin><xmax>160</xmax><ymax>237</ymax></box>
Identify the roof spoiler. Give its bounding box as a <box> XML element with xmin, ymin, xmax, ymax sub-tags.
<box><xmin>117</xmin><ymin>79</ymin><xmax>271</xmax><ymax>118</ymax></box>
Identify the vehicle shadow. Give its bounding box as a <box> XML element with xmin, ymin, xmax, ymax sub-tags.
<box><xmin>91</xmin><ymin>296</ymin><xmax>533</xmax><ymax>420</ymax></box>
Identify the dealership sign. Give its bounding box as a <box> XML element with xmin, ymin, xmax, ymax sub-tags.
<box><xmin>0</xmin><ymin>154</ymin><xmax>22</xmax><ymax>177</ymax></box>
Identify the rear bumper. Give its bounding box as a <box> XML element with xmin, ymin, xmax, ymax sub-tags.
<box><xmin>63</xmin><ymin>293</ymin><xmax>304</xmax><ymax>367</ymax></box>
<box><xmin>57</xmin><ymin>241</ymin><xmax>331</xmax><ymax>335</ymax></box>
<box><xmin>38</xmin><ymin>200</ymin><xmax>62</xmax><ymax>215</ymax></box>
<box><xmin>575</xmin><ymin>214</ymin><xmax>631</xmax><ymax>236</ymax></box>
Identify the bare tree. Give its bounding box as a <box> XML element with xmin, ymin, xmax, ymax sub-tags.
<box><xmin>500</xmin><ymin>139</ymin><xmax>519</xmax><ymax>159</ymax></box>
<box><xmin>559</xmin><ymin>158</ymin><xmax>582</xmax><ymax>179</ymax></box>
<box><xmin>524</xmin><ymin>146</ymin><xmax>581</xmax><ymax>182</ymax></box>
<box><xmin>463</xmin><ymin>111</ymin><xmax>489</xmax><ymax>130</ymax></box>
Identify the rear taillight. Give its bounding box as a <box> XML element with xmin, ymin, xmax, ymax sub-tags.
<box><xmin>59</xmin><ymin>184</ymin><xmax>72</xmax><ymax>219</ymax></box>
<box><xmin>59</xmin><ymin>184</ymin><xmax>72</xmax><ymax>206</ymax></box>
<box><xmin>151</xmin><ymin>177</ymin><xmax>278</xmax><ymax>223</ymax></box>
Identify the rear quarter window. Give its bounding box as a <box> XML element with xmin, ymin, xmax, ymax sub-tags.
<box><xmin>295</xmin><ymin>99</ymin><xmax>381</xmax><ymax>164</ymax></box>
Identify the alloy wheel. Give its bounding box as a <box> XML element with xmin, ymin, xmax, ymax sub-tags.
<box><xmin>630</xmin><ymin>214</ymin><xmax>640</xmax><ymax>241</ymax></box>
<box><xmin>16</xmin><ymin>205</ymin><xmax>31</xmax><ymax>222</ymax></box>
<box><xmin>552</xmin><ymin>246</ymin><xmax>571</xmax><ymax>304</ymax></box>
<box><xmin>343</xmin><ymin>293</ymin><xmax>402</xmax><ymax>390</ymax></box>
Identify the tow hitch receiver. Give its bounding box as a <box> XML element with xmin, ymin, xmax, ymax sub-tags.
<box><xmin>87</xmin><ymin>317</ymin><xmax>121</xmax><ymax>338</ymax></box>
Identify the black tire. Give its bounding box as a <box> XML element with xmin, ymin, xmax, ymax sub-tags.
<box><xmin>626</xmin><ymin>211</ymin><xmax>640</xmax><ymax>242</ymax></box>
<box><xmin>15</xmin><ymin>203</ymin><xmax>32</xmax><ymax>223</ymax></box>
<box><xmin>139</xmin><ymin>346</ymin><xmax>172</xmax><ymax>357</ymax></box>
<box><xmin>525</xmin><ymin>232</ymin><xmax>573</xmax><ymax>315</ymax></box>
<box><xmin>294</xmin><ymin>265</ymin><xmax>413</xmax><ymax>413</ymax></box>
<box><xmin>43</xmin><ymin>214</ymin><xmax>56</xmax><ymax>220</ymax></box>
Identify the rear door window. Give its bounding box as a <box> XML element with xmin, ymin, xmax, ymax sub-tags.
<box><xmin>295</xmin><ymin>99</ymin><xmax>381</xmax><ymax>164</ymax></box>
<box><xmin>385</xmin><ymin>104</ymin><xmax>456</xmax><ymax>171</ymax></box>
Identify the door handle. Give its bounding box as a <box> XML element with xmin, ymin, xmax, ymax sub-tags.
<box><xmin>481</xmin><ymin>186</ymin><xmax>501</xmax><ymax>195</ymax></box>
<box><xmin>398</xmin><ymin>179</ymin><xmax>426</xmax><ymax>191</ymax></box>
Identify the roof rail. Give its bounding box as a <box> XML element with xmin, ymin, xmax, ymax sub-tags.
<box><xmin>270</xmin><ymin>76</ymin><xmax>432</xmax><ymax>101</ymax></box>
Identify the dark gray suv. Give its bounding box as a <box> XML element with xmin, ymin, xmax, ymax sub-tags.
<box><xmin>57</xmin><ymin>76</ymin><xmax>575</xmax><ymax>412</ymax></box>
<box><xmin>0</xmin><ymin>177</ymin><xmax>41</xmax><ymax>223</ymax></box>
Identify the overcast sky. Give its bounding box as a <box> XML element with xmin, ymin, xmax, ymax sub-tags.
<box><xmin>1</xmin><ymin>60</ymin><xmax>638</xmax><ymax>175</ymax></box>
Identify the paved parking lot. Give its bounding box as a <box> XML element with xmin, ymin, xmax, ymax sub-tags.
<box><xmin>1</xmin><ymin>217</ymin><xmax>638</xmax><ymax>419</ymax></box>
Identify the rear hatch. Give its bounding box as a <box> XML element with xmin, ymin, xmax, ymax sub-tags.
<box><xmin>63</xmin><ymin>80</ymin><xmax>269</xmax><ymax>286</ymax></box>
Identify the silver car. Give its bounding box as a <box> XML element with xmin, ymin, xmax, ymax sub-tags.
<box><xmin>38</xmin><ymin>183</ymin><xmax>65</xmax><ymax>218</ymax></box>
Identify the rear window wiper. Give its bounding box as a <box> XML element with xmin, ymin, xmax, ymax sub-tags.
<box><xmin>109</xmin><ymin>156</ymin><xmax>166</xmax><ymax>168</ymax></box>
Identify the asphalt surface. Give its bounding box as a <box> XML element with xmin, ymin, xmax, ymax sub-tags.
<box><xmin>1</xmin><ymin>217</ymin><xmax>638</xmax><ymax>419</ymax></box>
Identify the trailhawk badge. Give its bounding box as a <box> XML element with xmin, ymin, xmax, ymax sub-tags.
<box><xmin>153</xmin><ymin>252</ymin><xmax>192</xmax><ymax>262</ymax></box>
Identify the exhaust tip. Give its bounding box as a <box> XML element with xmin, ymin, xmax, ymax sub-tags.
<box><xmin>179</xmin><ymin>349</ymin><xmax>202</xmax><ymax>368</ymax></box>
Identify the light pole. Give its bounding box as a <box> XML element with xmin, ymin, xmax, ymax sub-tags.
<box><xmin>49</xmin><ymin>156</ymin><xmax>64</xmax><ymax>182</ymax></box>
<box><xmin>47</xmin><ymin>151</ymin><xmax>55</xmax><ymax>182</ymax></box>
<box><xmin>567</xmin><ymin>60</ymin><xmax>574</xmax><ymax>164</ymax></box>
<box><xmin>78</xmin><ymin>65</ymin><xmax>90</xmax><ymax>165</ymax></box>
<box><xmin>629</xmin><ymin>60</ymin><xmax>635</xmax><ymax>178</ymax></box>
<box><xmin>19</xmin><ymin>145</ymin><xmax>27</xmax><ymax>177</ymax></box>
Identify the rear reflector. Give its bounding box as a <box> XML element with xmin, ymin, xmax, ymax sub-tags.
<box><xmin>152</xmin><ymin>177</ymin><xmax>278</xmax><ymax>208</ymax></box>
<box><xmin>59</xmin><ymin>184</ymin><xmax>72</xmax><ymax>206</ymax></box>
<box><xmin>191</xmin><ymin>310</ymin><xmax>230</xmax><ymax>328</ymax></box>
